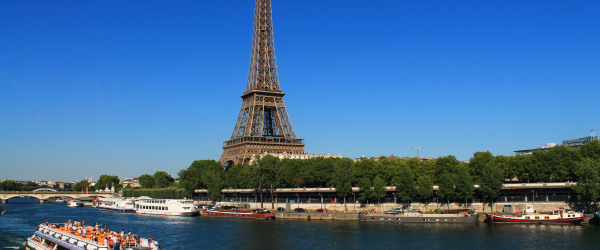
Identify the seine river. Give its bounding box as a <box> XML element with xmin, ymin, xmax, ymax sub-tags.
<box><xmin>2</xmin><ymin>199</ymin><xmax>600</xmax><ymax>249</ymax></box>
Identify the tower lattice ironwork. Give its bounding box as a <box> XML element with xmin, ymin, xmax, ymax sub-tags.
<box><xmin>220</xmin><ymin>0</ymin><xmax>305</xmax><ymax>166</ymax></box>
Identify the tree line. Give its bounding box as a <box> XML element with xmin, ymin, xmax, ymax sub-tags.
<box><xmin>177</xmin><ymin>141</ymin><xmax>600</xmax><ymax>207</ymax></box>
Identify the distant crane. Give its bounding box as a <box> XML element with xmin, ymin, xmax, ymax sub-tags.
<box><xmin>413</xmin><ymin>148</ymin><xmax>423</xmax><ymax>158</ymax></box>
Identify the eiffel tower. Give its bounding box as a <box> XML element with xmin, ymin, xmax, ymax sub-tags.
<box><xmin>220</xmin><ymin>0</ymin><xmax>305</xmax><ymax>167</ymax></box>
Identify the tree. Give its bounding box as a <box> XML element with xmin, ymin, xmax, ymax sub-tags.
<box><xmin>479</xmin><ymin>162</ymin><xmax>504</xmax><ymax>211</ymax></box>
<box><xmin>571</xmin><ymin>158</ymin><xmax>600</xmax><ymax>207</ymax></box>
<box><xmin>468</xmin><ymin>151</ymin><xmax>493</xmax><ymax>183</ymax></box>
<box><xmin>455</xmin><ymin>168</ymin><xmax>474</xmax><ymax>207</ymax></box>
<box><xmin>437</xmin><ymin>173</ymin><xmax>456</xmax><ymax>208</ymax></box>
<box><xmin>202</xmin><ymin>169</ymin><xmax>224</xmax><ymax>202</ymax></box>
<box><xmin>416</xmin><ymin>176</ymin><xmax>434</xmax><ymax>203</ymax></box>
<box><xmin>331</xmin><ymin>158</ymin><xmax>353</xmax><ymax>210</ymax></box>
<box><xmin>254</xmin><ymin>155</ymin><xmax>280</xmax><ymax>209</ymax></box>
<box><xmin>393</xmin><ymin>167</ymin><xmax>415</xmax><ymax>204</ymax></box>
<box><xmin>138</xmin><ymin>174</ymin><xmax>155</xmax><ymax>189</ymax></box>
<box><xmin>94</xmin><ymin>175</ymin><xmax>122</xmax><ymax>192</ymax></box>
<box><xmin>358</xmin><ymin>177</ymin><xmax>373</xmax><ymax>203</ymax></box>
<box><xmin>154</xmin><ymin>171</ymin><xmax>175</xmax><ymax>188</ymax></box>
<box><xmin>372</xmin><ymin>176</ymin><xmax>387</xmax><ymax>204</ymax></box>
<box><xmin>178</xmin><ymin>160</ymin><xmax>223</xmax><ymax>197</ymax></box>
<box><xmin>579</xmin><ymin>140</ymin><xmax>600</xmax><ymax>161</ymax></box>
<box><xmin>72</xmin><ymin>180</ymin><xmax>91</xmax><ymax>192</ymax></box>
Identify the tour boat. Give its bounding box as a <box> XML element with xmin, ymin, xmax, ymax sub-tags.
<box><xmin>133</xmin><ymin>197</ymin><xmax>199</xmax><ymax>216</ymax></box>
<box><xmin>486</xmin><ymin>204</ymin><xmax>585</xmax><ymax>224</ymax></box>
<box><xmin>67</xmin><ymin>200</ymin><xmax>84</xmax><ymax>207</ymax></box>
<box><xmin>203</xmin><ymin>205</ymin><xmax>275</xmax><ymax>220</ymax></box>
<box><xmin>26</xmin><ymin>220</ymin><xmax>159</xmax><ymax>250</ymax></box>
<box><xmin>96</xmin><ymin>198</ymin><xmax>135</xmax><ymax>213</ymax></box>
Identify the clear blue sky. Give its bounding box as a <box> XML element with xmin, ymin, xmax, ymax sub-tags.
<box><xmin>1</xmin><ymin>1</ymin><xmax>599</xmax><ymax>182</ymax></box>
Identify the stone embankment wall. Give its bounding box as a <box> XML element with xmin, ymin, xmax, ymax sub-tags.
<box><xmin>198</xmin><ymin>201</ymin><xmax>577</xmax><ymax>213</ymax></box>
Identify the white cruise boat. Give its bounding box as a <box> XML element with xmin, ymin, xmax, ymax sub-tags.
<box><xmin>133</xmin><ymin>197</ymin><xmax>199</xmax><ymax>216</ymax></box>
<box><xmin>26</xmin><ymin>221</ymin><xmax>159</xmax><ymax>250</ymax></box>
<box><xmin>96</xmin><ymin>198</ymin><xmax>135</xmax><ymax>213</ymax></box>
<box><xmin>68</xmin><ymin>200</ymin><xmax>84</xmax><ymax>207</ymax></box>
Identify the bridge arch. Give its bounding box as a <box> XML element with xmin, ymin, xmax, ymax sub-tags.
<box><xmin>0</xmin><ymin>192</ymin><xmax>115</xmax><ymax>203</ymax></box>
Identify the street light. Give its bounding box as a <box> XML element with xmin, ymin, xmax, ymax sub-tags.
<box><xmin>320</xmin><ymin>193</ymin><xmax>323</xmax><ymax>209</ymax></box>
<box><xmin>353</xmin><ymin>193</ymin><xmax>356</xmax><ymax>211</ymax></box>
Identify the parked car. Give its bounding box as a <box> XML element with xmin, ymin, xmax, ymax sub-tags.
<box><xmin>277</xmin><ymin>207</ymin><xmax>286</xmax><ymax>212</ymax></box>
<box><xmin>294</xmin><ymin>208</ymin><xmax>306</xmax><ymax>212</ymax></box>
<box><xmin>315</xmin><ymin>209</ymin><xmax>326</xmax><ymax>213</ymax></box>
<box><xmin>384</xmin><ymin>208</ymin><xmax>403</xmax><ymax>214</ymax></box>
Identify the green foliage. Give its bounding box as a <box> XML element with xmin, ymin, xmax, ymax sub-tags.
<box><xmin>571</xmin><ymin>158</ymin><xmax>600</xmax><ymax>203</ymax></box>
<box><xmin>455</xmin><ymin>167</ymin><xmax>474</xmax><ymax>204</ymax></box>
<box><xmin>178</xmin><ymin>160</ymin><xmax>223</xmax><ymax>197</ymax></box>
<box><xmin>479</xmin><ymin>162</ymin><xmax>504</xmax><ymax>202</ymax></box>
<box><xmin>202</xmin><ymin>169</ymin><xmax>224</xmax><ymax>202</ymax></box>
<box><xmin>372</xmin><ymin>176</ymin><xmax>387</xmax><ymax>203</ymax></box>
<box><xmin>153</xmin><ymin>171</ymin><xmax>175</xmax><ymax>188</ymax></box>
<box><xmin>0</xmin><ymin>180</ymin><xmax>40</xmax><ymax>191</ymax></box>
<box><xmin>393</xmin><ymin>167</ymin><xmax>415</xmax><ymax>202</ymax></box>
<box><xmin>468</xmin><ymin>151</ymin><xmax>493</xmax><ymax>183</ymax></box>
<box><xmin>358</xmin><ymin>177</ymin><xmax>373</xmax><ymax>202</ymax></box>
<box><xmin>123</xmin><ymin>188</ymin><xmax>187</xmax><ymax>199</ymax></box>
<box><xmin>94</xmin><ymin>175</ymin><xmax>122</xmax><ymax>192</ymax></box>
<box><xmin>72</xmin><ymin>180</ymin><xmax>93</xmax><ymax>192</ymax></box>
<box><xmin>437</xmin><ymin>173</ymin><xmax>456</xmax><ymax>204</ymax></box>
<box><xmin>416</xmin><ymin>176</ymin><xmax>434</xmax><ymax>200</ymax></box>
<box><xmin>579</xmin><ymin>140</ymin><xmax>600</xmax><ymax>161</ymax></box>
<box><xmin>138</xmin><ymin>174</ymin><xmax>155</xmax><ymax>189</ymax></box>
<box><xmin>331</xmin><ymin>158</ymin><xmax>353</xmax><ymax>201</ymax></box>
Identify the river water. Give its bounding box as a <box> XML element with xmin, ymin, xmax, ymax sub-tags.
<box><xmin>1</xmin><ymin>199</ymin><xmax>600</xmax><ymax>249</ymax></box>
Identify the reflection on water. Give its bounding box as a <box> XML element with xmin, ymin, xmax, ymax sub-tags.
<box><xmin>1</xmin><ymin>201</ymin><xmax>600</xmax><ymax>249</ymax></box>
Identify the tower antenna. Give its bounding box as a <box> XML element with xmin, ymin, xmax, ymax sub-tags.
<box><xmin>413</xmin><ymin>148</ymin><xmax>423</xmax><ymax>158</ymax></box>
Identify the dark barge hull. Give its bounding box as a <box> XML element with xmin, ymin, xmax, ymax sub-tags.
<box><xmin>202</xmin><ymin>211</ymin><xmax>275</xmax><ymax>220</ymax></box>
<box><xmin>359</xmin><ymin>214</ymin><xmax>478</xmax><ymax>223</ymax></box>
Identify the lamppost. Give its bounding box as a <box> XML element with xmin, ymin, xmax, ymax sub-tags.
<box><xmin>353</xmin><ymin>193</ymin><xmax>356</xmax><ymax>211</ymax></box>
<box><xmin>320</xmin><ymin>193</ymin><xmax>323</xmax><ymax>209</ymax></box>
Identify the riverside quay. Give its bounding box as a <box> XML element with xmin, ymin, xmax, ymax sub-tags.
<box><xmin>194</xmin><ymin>182</ymin><xmax>578</xmax><ymax>210</ymax></box>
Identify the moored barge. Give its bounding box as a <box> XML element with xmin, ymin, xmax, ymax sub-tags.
<box><xmin>203</xmin><ymin>205</ymin><xmax>275</xmax><ymax>220</ymax></box>
<box><xmin>486</xmin><ymin>204</ymin><xmax>585</xmax><ymax>224</ymax></box>
<box><xmin>359</xmin><ymin>209</ymin><xmax>478</xmax><ymax>223</ymax></box>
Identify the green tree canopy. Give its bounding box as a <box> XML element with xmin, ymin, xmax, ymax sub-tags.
<box><xmin>571</xmin><ymin>158</ymin><xmax>600</xmax><ymax>204</ymax></box>
<box><xmin>72</xmin><ymin>180</ymin><xmax>92</xmax><ymax>192</ymax></box>
<box><xmin>94</xmin><ymin>175</ymin><xmax>121</xmax><ymax>192</ymax></box>
<box><xmin>468</xmin><ymin>151</ymin><xmax>493</xmax><ymax>183</ymax></box>
<box><xmin>138</xmin><ymin>174</ymin><xmax>155</xmax><ymax>189</ymax></box>
<box><xmin>331</xmin><ymin>158</ymin><xmax>353</xmax><ymax>209</ymax></box>
<box><xmin>393</xmin><ymin>167</ymin><xmax>415</xmax><ymax>202</ymax></box>
<box><xmin>579</xmin><ymin>140</ymin><xmax>600</xmax><ymax>161</ymax></box>
<box><xmin>154</xmin><ymin>171</ymin><xmax>175</xmax><ymax>188</ymax></box>
<box><xmin>479</xmin><ymin>162</ymin><xmax>504</xmax><ymax>205</ymax></box>
<box><xmin>455</xmin><ymin>167</ymin><xmax>474</xmax><ymax>205</ymax></box>
<box><xmin>437</xmin><ymin>172</ymin><xmax>457</xmax><ymax>206</ymax></box>
<box><xmin>178</xmin><ymin>160</ymin><xmax>222</xmax><ymax>196</ymax></box>
<box><xmin>416</xmin><ymin>176</ymin><xmax>434</xmax><ymax>201</ymax></box>
<box><xmin>372</xmin><ymin>175</ymin><xmax>387</xmax><ymax>204</ymax></box>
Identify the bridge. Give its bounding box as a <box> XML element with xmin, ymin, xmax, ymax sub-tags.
<box><xmin>0</xmin><ymin>191</ymin><xmax>116</xmax><ymax>203</ymax></box>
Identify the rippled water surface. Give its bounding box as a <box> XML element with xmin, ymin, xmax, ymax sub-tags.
<box><xmin>2</xmin><ymin>199</ymin><xmax>600</xmax><ymax>249</ymax></box>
